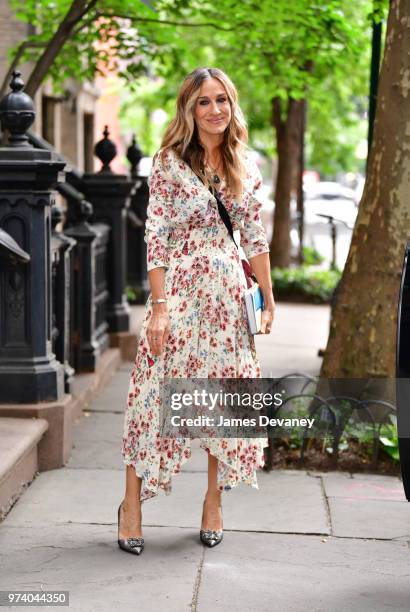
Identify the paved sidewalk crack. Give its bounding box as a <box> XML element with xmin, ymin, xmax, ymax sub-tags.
<box><xmin>318</xmin><ymin>474</ymin><xmax>333</xmax><ymax>536</ymax></box>
<box><xmin>190</xmin><ymin>548</ymin><xmax>205</xmax><ymax>612</ymax></box>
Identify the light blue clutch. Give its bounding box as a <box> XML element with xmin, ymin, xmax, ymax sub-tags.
<box><xmin>244</xmin><ymin>283</ymin><xmax>265</xmax><ymax>334</ymax></box>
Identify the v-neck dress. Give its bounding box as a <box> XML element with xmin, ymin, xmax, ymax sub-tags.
<box><xmin>122</xmin><ymin>146</ymin><xmax>271</xmax><ymax>501</ymax></box>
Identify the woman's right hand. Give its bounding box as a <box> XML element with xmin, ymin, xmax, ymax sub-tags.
<box><xmin>146</xmin><ymin>304</ymin><xmax>170</xmax><ymax>356</ymax></box>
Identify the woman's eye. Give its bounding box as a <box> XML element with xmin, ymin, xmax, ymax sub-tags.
<box><xmin>198</xmin><ymin>98</ymin><xmax>227</xmax><ymax>106</ymax></box>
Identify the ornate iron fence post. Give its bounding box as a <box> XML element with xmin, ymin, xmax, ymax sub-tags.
<box><xmin>0</xmin><ymin>70</ymin><xmax>66</xmax><ymax>402</ymax></box>
<box><xmin>126</xmin><ymin>134</ymin><xmax>150</xmax><ymax>303</ymax></box>
<box><xmin>73</xmin><ymin>126</ymin><xmax>134</xmax><ymax>333</ymax></box>
<box><xmin>64</xmin><ymin>201</ymin><xmax>110</xmax><ymax>372</ymax></box>
<box><xmin>51</xmin><ymin>206</ymin><xmax>76</xmax><ymax>393</ymax></box>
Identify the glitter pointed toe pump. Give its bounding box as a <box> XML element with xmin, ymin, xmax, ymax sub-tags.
<box><xmin>117</xmin><ymin>502</ymin><xmax>144</xmax><ymax>555</ymax></box>
<box><xmin>200</xmin><ymin>500</ymin><xmax>223</xmax><ymax>548</ymax></box>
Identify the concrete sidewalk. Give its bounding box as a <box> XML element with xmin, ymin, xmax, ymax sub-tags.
<box><xmin>0</xmin><ymin>303</ymin><xmax>409</xmax><ymax>612</ymax></box>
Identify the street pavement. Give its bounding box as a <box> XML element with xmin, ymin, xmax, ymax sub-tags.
<box><xmin>0</xmin><ymin>303</ymin><xmax>409</xmax><ymax>612</ymax></box>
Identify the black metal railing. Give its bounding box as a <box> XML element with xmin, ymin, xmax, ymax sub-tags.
<box><xmin>263</xmin><ymin>373</ymin><xmax>397</xmax><ymax>472</ymax></box>
<box><xmin>0</xmin><ymin>70</ymin><xmax>144</xmax><ymax>403</ymax></box>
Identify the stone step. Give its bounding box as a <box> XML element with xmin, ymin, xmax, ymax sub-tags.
<box><xmin>0</xmin><ymin>417</ymin><xmax>48</xmax><ymax>521</ymax></box>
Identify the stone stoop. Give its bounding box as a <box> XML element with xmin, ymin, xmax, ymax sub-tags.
<box><xmin>0</xmin><ymin>417</ymin><xmax>48</xmax><ymax>521</ymax></box>
<box><xmin>0</xmin><ymin>345</ymin><xmax>126</xmax><ymax>520</ymax></box>
<box><xmin>0</xmin><ymin>324</ymin><xmax>141</xmax><ymax>520</ymax></box>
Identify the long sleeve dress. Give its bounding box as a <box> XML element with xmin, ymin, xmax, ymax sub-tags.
<box><xmin>122</xmin><ymin>146</ymin><xmax>271</xmax><ymax>502</ymax></box>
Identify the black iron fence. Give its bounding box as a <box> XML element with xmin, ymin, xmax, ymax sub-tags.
<box><xmin>0</xmin><ymin>70</ymin><xmax>149</xmax><ymax>403</ymax></box>
<box><xmin>263</xmin><ymin>373</ymin><xmax>398</xmax><ymax>473</ymax></box>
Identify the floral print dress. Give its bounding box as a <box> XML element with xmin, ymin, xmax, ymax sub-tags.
<box><xmin>122</xmin><ymin>146</ymin><xmax>271</xmax><ymax>501</ymax></box>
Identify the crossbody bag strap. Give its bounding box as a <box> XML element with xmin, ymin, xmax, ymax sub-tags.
<box><xmin>209</xmin><ymin>184</ymin><xmax>257</xmax><ymax>287</ymax></box>
<box><xmin>209</xmin><ymin>185</ymin><xmax>239</xmax><ymax>250</ymax></box>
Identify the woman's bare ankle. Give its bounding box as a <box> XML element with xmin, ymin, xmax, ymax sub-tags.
<box><xmin>204</xmin><ymin>489</ymin><xmax>222</xmax><ymax>503</ymax></box>
<box><xmin>122</xmin><ymin>497</ymin><xmax>142</xmax><ymax>512</ymax></box>
<box><xmin>202</xmin><ymin>490</ymin><xmax>223</xmax><ymax>531</ymax></box>
<box><xmin>119</xmin><ymin>498</ymin><xmax>143</xmax><ymax>539</ymax></box>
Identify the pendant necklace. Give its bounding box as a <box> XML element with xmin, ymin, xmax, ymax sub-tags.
<box><xmin>208</xmin><ymin>160</ymin><xmax>222</xmax><ymax>184</ymax></box>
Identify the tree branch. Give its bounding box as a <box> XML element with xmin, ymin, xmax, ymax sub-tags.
<box><xmin>0</xmin><ymin>41</ymin><xmax>46</xmax><ymax>99</ymax></box>
<box><xmin>25</xmin><ymin>0</ymin><xmax>98</xmax><ymax>97</ymax></box>
<box><xmin>19</xmin><ymin>0</ymin><xmax>243</xmax><ymax>98</ymax></box>
<box><xmin>98</xmin><ymin>12</ymin><xmax>247</xmax><ymax>31</ymax></box>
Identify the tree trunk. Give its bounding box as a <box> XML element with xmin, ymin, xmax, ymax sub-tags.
<box><xmin>296</xmin><ymin>99</ymin><xmax>306</xmax><ymax>264</ymax></box>
<box><xmin>270</xmin><ymin>96</ymin><xmax>304</xmax><ymax>268</ymax></box>
<box><xmin>321</xmin><ymin>0</ymin><xmax>410</xmax><ymax>378</ymax></box>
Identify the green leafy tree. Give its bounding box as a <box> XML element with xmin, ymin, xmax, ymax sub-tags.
<box><xmin>3</xmin><ymin>0</ymin><xmax>379</xmax><ymax>269</ymax></box>
<box><xmin>115</xmin><ymin>0</ymin><xmax>377</xmax><ymax>266</ymax></box>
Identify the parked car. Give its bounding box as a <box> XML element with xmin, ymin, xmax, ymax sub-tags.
<box><xmin>299</xmin><ymin>182</ymin><xmax>358</xmax><ymax>268</ymax></box>
<box><xmin>259</xmin><ymin>180</ymin><xmax>359</xmax><ymax>269</ymax></box>
<box><xmin>302</xmin><ymin>181</ymin><xmax>358</xmax><ymax>228</ymax></box>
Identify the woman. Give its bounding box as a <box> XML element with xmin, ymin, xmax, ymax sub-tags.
<box><xmin>118</xmin><ymin>67</ymin><xmax>275</xmax><ymax>555</ymax></box>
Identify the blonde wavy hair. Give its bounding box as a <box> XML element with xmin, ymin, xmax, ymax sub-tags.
<box><xmin>159</xmin><ymin>67</ymin><xmax>249</xmax><ymax>199</ymax></box>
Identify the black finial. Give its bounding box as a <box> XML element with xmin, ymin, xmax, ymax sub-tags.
<box><xmin>94</xmin><ymin>125</ymin><xmax>117</xmax><ymax>173</ymax></box>
<box><xmin>0</xmin><ymin>70</ymin><xmax>35</xmax><ymax>147</ymax></box>
<box><xmin>126</xmin><ymin>134</ymin><xmax>143</xmax><ymax>177</ymax></box>
<box><xmin>10</xmin><ymin>70</ymin><xmax>25</xmax><ymax>92</ymax></box>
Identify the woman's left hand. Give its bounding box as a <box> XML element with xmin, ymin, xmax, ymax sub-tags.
<box><xmin>260</xmin><ymin>304</ymin><xmax>275</xmax><ymax>334</ymax></box>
